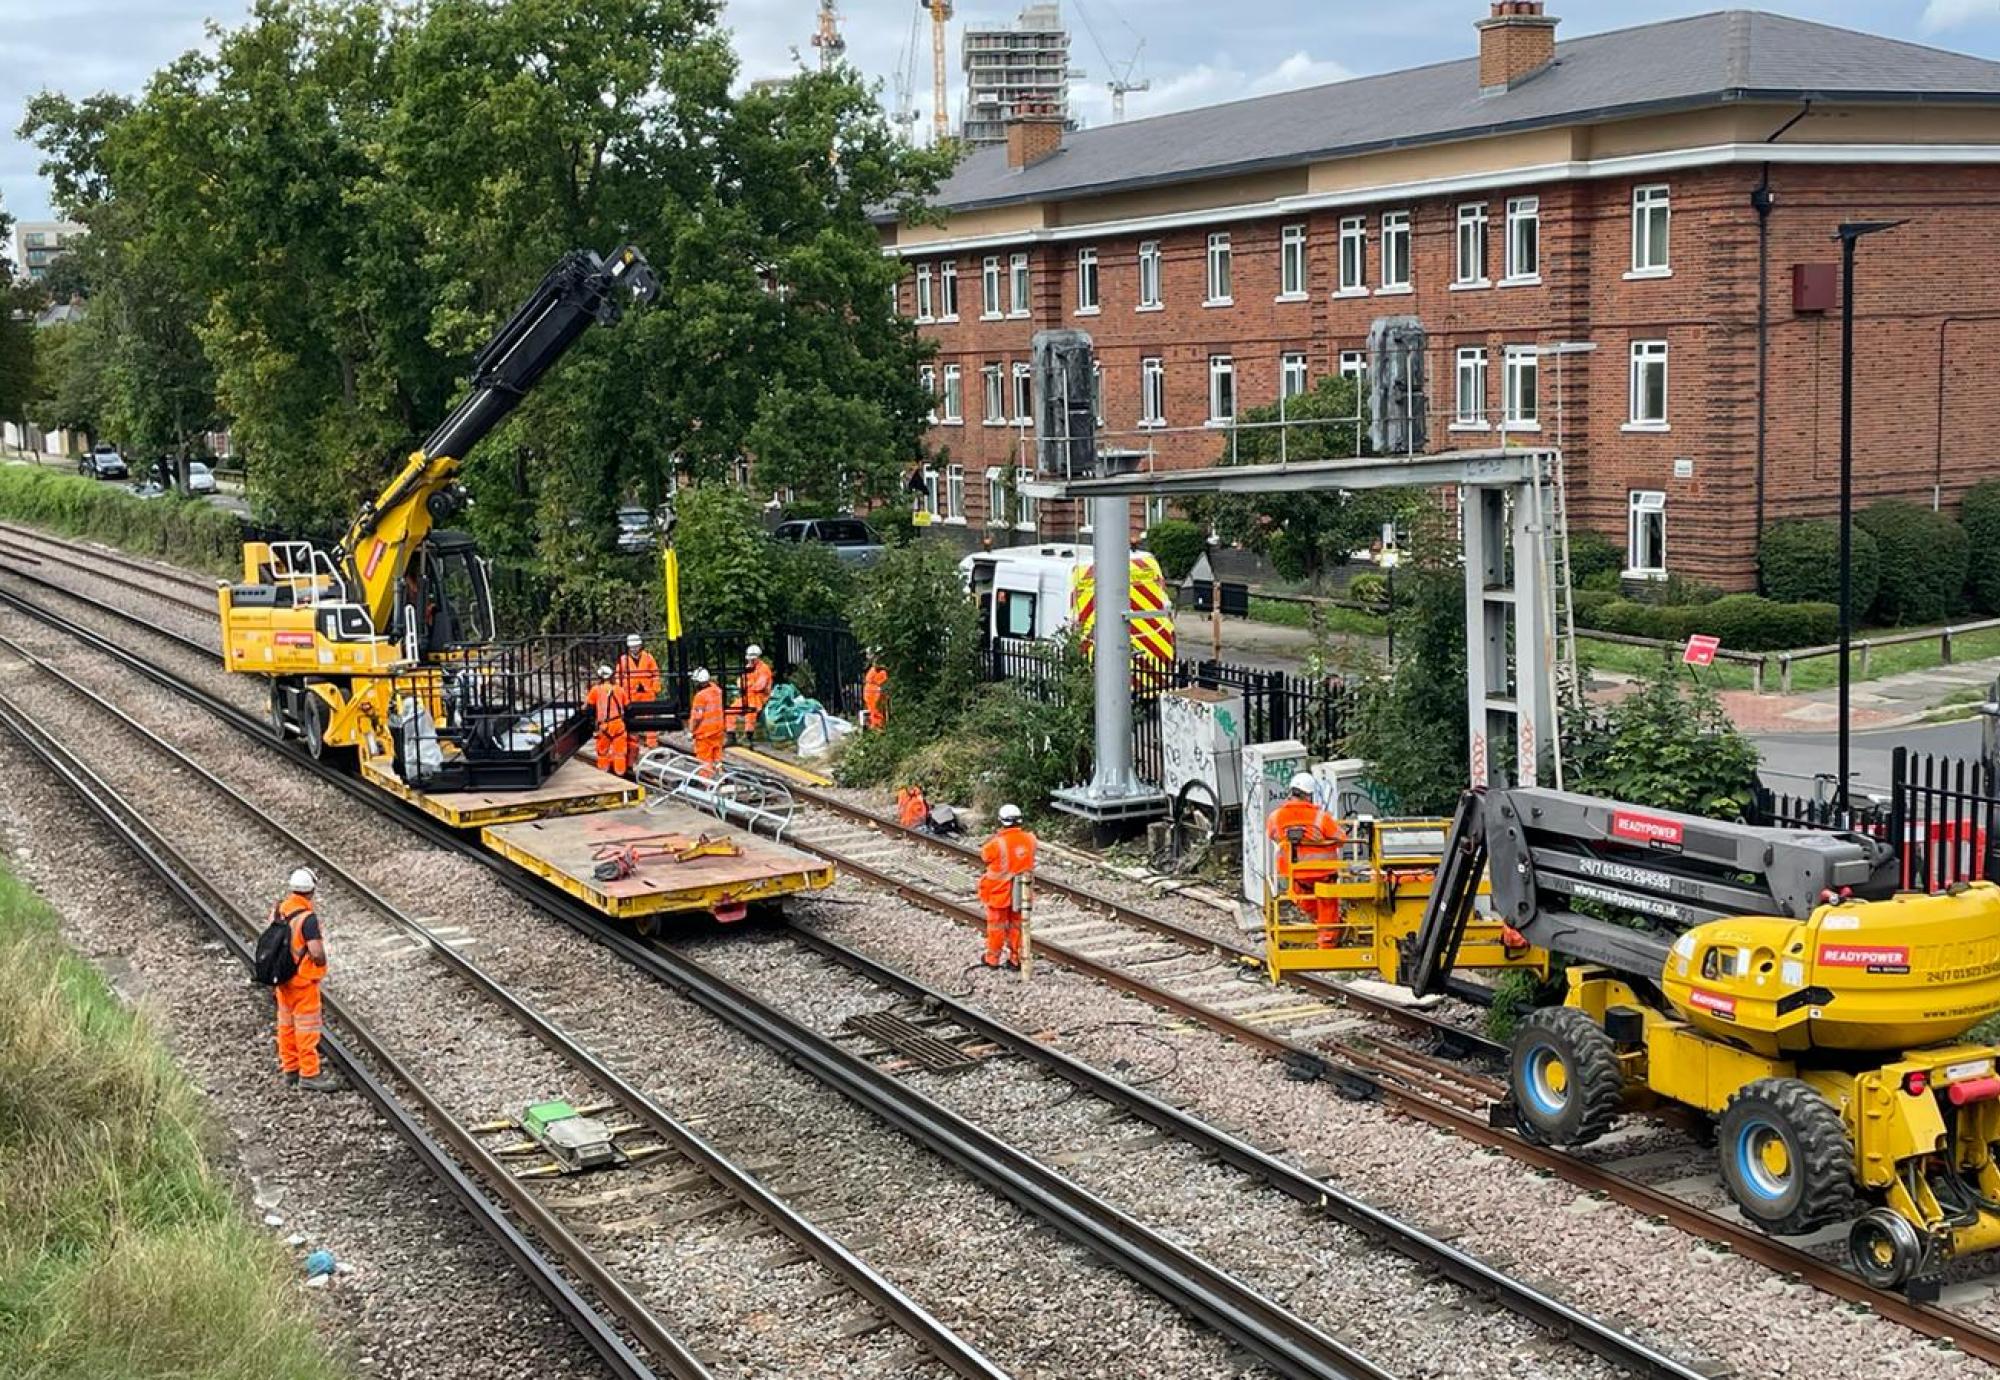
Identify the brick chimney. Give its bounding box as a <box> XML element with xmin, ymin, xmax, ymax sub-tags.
<box><xmin>1004</xmin><ymin>102</ymin><xmax>1065</xmax><ymax>171</ymax></box>
<box><xmin>1477</xmin><ymin>1</ymin><xmax>1558</xmax><ymax>93</ymax></box>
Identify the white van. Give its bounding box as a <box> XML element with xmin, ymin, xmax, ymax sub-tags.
<box><xmin>961</xmin><ymin>543</ymin><xmax>1175</xmax><ymax>668</ymax></box>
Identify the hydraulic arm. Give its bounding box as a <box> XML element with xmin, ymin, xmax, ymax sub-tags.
<box><xmin>338</xmin><ymin>244</ymin><xmax>659</xmax><ymax>634</ymax></box>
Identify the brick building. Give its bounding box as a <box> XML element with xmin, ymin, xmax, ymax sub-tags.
<box><xmin>881</xmin><ymin>6</ymin><xmax>2000</xmax><ymax>588</ymax></box>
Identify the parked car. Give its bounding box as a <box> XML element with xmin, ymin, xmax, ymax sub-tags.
<box><xmin>772</xmin><ymin>516</ymin><xmax>884</xmax><ymax>565</ymax></box>
<box><xmin>614</xmin><ymin>505</ymin><xmax>660</xmax><ymax>555</ymax></box>
<box><xmin>78</xmin><ymin>444</ymin><xmax>127</xmax><ymax>480</ymax></box>
<box><xmin>187</xmin><ymin>460</ymin><xmax>218</xmax><ymax>495</ymax></box>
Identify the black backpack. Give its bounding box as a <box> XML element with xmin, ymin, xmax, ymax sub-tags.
<box><xmin>252</xmin><ymin>905</ymin><xmax>299</xmax><ymax>987</ymax></box>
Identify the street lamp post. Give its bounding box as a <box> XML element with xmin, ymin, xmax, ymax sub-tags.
<box><xmin>1833</xmin><ymin>219</ymin><xmax>1907</xmax><ymax>816</ymax></box>
<box><xmin>1380</xmin><ymin>520</ymin><xmax>1400</xmax><ymax>665</ymax></box>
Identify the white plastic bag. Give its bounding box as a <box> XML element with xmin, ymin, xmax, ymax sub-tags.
<box><xmin>796</xmin><ymin>711</ymin><xmax>856</xmax><ymax>759</ymax></box>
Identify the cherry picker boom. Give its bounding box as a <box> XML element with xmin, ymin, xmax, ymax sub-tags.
<box><xmin>1406</xmin><ymin>785</ymin><xmax>2000</xmax><ymax>1291</ymax></box>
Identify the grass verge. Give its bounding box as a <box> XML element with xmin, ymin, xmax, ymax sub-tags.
<box><xmin>0</xmin><ymin>460</ymin><xmax>243</xmax><ymax>578</ymax></box>
<box><xmin>1581</xmin><ymin>625</ymin><xmax>2000</xmax><ymax>697</ymax></box>
<box><xmin>0</xmin><ymin>862</ymin><xmax>347</xmax><ymax>1379</ymax></box>
<box><xmin>1246</xmin><ymin>596</ymin><xmax>1387</xmax><ymax>637</ymax></box>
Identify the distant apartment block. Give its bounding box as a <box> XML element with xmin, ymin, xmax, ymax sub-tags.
<box><xmin>11</xmin><ymin>220</ymin><xmax>85</xmax><ymax>284</ymax></box>
<box><xmin>960</xmin><ymin>2</ymin><xmax>1076</xmax><ymax>148</ymax></box>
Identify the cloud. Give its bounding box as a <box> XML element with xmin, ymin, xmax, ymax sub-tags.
<box><xmin>1921</xmin><ymin>0</ymin><xmax>1996</xmax><ymax>33</ymax></box>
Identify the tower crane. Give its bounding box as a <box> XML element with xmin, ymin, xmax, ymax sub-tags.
<box><xmin>811</xmin><ymin>0</ymin><xmax>846</xmax><ymax>70</ymax></box>
<box><xmin>890</xmin><ymin>5</ymin><xmax>923</xmax><ymax>143</ymax></box>
<box><xmin>920</xmin><ymin>0</ymin><xmax>953</xmax><ymax>143</ymax></box>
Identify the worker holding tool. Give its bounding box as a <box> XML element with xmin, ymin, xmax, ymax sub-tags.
<box><xmin>616</xmin><ymin>633</ymin><xmax>662</xmax><ymax>751</ymax></box>
<box><xmin>729</xmin><ymin>644</ymin><xmax>774</xmax><ymax>744</ymax></box>
<box><xmin>688</xmin><ymin>667</ymin><xmax>725</xmax><ymax>777</ymax></box>
<box><xmin>862</xmin><ymin>658</ymin><xmax>889</xmax><ymax>731</ymax></box>
<box><xmin>271</xmin><ymin>869</ymin><xmax>341</xmax><ymax>1091</ymax></box>
<box><xmin>1266</xmin><ymin>773</ymin><xmax>1347</xmax><ymax>948</ymax></box>
<box><xmin>978</xmin><ymin>804</ymin><xmax>1037</xmax><ymax>969</ymax></box>
<box><xmin>586</xmin><ymin>665</ymin><xmax>632</xmax><ymax>777</ymax></box>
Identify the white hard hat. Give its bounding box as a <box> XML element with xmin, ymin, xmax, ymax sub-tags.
<box><xmin>288</xmin><ymin>867</ymin><xmax>317</xmax><ymax>895</ymax></box>
<box><xmin>597</xmin><ymin>664</ymin><xmax>614</xmax><ymax>679</ymax></box>
<box><xmin>745</xmin><ymin>644</ymin><xmax>762</xmax><ymax>659</ymax></box>
<box><xmin>998</xmin><ymin>803</ymin><xmax>1023</xmax><ymax>825</ymax></box>
<box><xmin>692</xmin><ymin>667</ymin><xmax>711</xmax><ymax>685</ymax></box>
<box><xmin>1289</xmin><ymin>772</ymin><xmax>1316</xmax><ymax>797</ymax></box>
<box><xmin>626</xmin><ymin>633</ymin><xmax>642</xmax><ymax>649</ymax></box>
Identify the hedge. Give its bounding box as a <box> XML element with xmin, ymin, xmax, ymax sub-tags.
<box><xmin>1581</xmin><ymin>592</ymin><xmax>1837</xmax><ymax>652</ymax></box>
<box><xmin>1566</xmin><ymin>527</ymin><xmax>1623</xmax><ymax>588</ymax></box>
<box><xmin>1141</xmin><ymin>519</ymin><xmax>1207</xmax><ymax>583</ymax></box>
<box><xmin>0</xmin><ymin>463</ymin><xmax>245</xmax><ymax>577</ymax></box>
<box><xmin>1759</xmin><ymin>518</ymin><xmax>1878</xmax><ymax>622</ymax></box>
<box><xmin>1964</xmin><ymin>481</ymin><xmax>2000</xmax><ymax>613</ymax></box>
<box><xmin>1856</xmin><ymin>499</ymin><xmax>1968</xmax><ymax>625</ymax></box>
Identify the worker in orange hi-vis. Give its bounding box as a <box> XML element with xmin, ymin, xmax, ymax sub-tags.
<box><xmin>273</xmin><ymin>868</ymin><xmax>342</xmax><ymax>1092</ymax></box>
<box><xmin>585</xmin><ymin>665</ymin><xmax>632</xmax><ymax>777</ymax></box>
<box><xmin>729</xmin><ymin>644</ymin><xmax>774</xmax><ymax>744</ymax></box>
<box><xmin>898</xmin><ymin>783</ymin><xmax>930</xmax><ymax>831</ymax></box>
<box><xmin>616</xmin><ymin>633</ymin><xmax>662</xmax><ymax>751</ymax></box>
<box><xmin>977</xmin><ymin>803</ymin><xmax>1037</xmax><ymax>969</ymax></box>
<box><xmin>862</xmin><ymin>661</ymin><xmax>889</xmax><ymax>731</ymax></box>
<box><xmin>1265</xmin><ymin>772</ymin><xmax>1349</xmax><ymax>949</ymax></box>
<box><xmin>687</xmin><ymin>667</ymin><xmax>726</xmax><ymax>778</ymax></box>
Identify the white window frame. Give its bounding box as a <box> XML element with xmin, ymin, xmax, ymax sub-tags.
<box><xmin>946</xmin><ymin>463</ymin><xmax>965</xmax><ymax>523</ymax></box>
<box><xmin>1205</xmin><ymin>231</ymin><xmax>1233</xmax><ymax>306</ymax></box>
<box><xmin>1011</xmin><ymin>361</ymin><xmax>1033</xmax><ymax>425</ymax></box>
<box><xmin>1627</xmin><ymin>490</ymin><xmax>1667</xmax><ymax>576</ymax></box>
<box><xmin>1145</xmin><ymin>495</ymin><xmax>1170</xmax><ymax>529</ymax></box>
<box><xmin>940</xmin><ymin>364</ymin><xmax>963</xmax><ymax>424</ymax></box>
<box><xmin>1501</xmin><ymin>346</ymin><xmax>1539</xmax><ymax>430</ymax></box>
<box><xmin>1452</xmin><ymin>347</ymin><xmax>1488</xmax><ymax>429</ymax></box>
<box><xmin>1076</xmin><ymin>246</ymin><xmax>1100</xmax><ymax>314</ymax></box>
<box><xmin>1139</xmin><ymin>356</ymin><xmax>1166</xmax><ymax>427</ymax></box>
<box><xmin>1630</xmin><ymin>184</ymin><xmax>1671</xmax><ymax>278</ymax></box>
<box><xmin>982</xmin><ymin>363</ymin><xmax>1005</xmax><ymax>424</ymax></box>
<box><xmin>1278</xmin><ymin>223</ymin><xmax>1308</xmax><ymax>300</ymax></box>
<box><xmin>1280</xmin><ymin>351</ymin><xmax>1308</xmax><ymax>400</ymax></box>
<box><xmin>915</xmin><ymin>264</ymin><xmax>934</xmax><ymax>321</ymax></box>
<box><xmin>1008</xmin><ymin>252</ymin><xmax>1030</xmax><ymax>317</ymax></box>
<box><xmin>1137</xmin><ymin>240</ymin><xmax>1163</xmax><ymax>310</ymax></box>
<box><xmin>1626</xmin><ymin>339</ymin><xmax>1669</xmax><ymax>430</ymax></box>
<box><xmin>1339</xmin><ymin>350</ymin><xmax>1368</xmax><ymax>383</ymax></box>
<box><xmin>985</xmin><ymin>467</ymin><xmax>1007</xmax><ymax>527</ymax></box>
<box><xmin>1092</xmin><ymin>362</ymin><xmax>1105</xmax><ymax>425</ymax></box>
<box><xmin>1337</xmin><ymin>217</ymin><xmax>1366</xmax><ymax>296</ymax></box>
<box><xmin>920</xmin><ymin>364</ymin><xmax>937</xmax><ymax>424</ymax></box>
<box><xmin>1454</xmin><ymin>203</ymin><xmax>1489</xmax><ymax>288</ymax></box>
<box><xmin>1379</xmin><ymin>210</ymin><xmax>1411</xmax><ymax>292</ymax></box>
<box><xmin>1015</xmin><ymin>482</ymin><xmax>1038</xmax><ymax>532</ymax></box>
<box><xmin>1207</xmin><ymin>354</ymin><xmax>1235</xmax><ymax>425</ymax></box>
<box><xmin>1503</xmin><ymin>197</ymin><xmax>1540</xmax><ymax>284</ymax></box>
<box><xmin>981</xmin><ymin>256</ymin><xmax>1003</xmax><ymax>318</ymax></box>
<box><xmin>938</xmin><ymin>260</ymin><xmax>959</xmax><ymax>320</ymax></box>
<box><xmin>921</xmin><ymin>466</ymin><xmax>940</xmax><ymax>517</ymax></box>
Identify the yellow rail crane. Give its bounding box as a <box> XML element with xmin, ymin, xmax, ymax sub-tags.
<box><xmin>1406</xmin><ymin>785</ymin><xmax>2000</xmax><ymax>1292</ymax></box>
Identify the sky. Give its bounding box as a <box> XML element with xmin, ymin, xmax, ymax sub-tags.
<box><xmin>2</xmin><ymin>0</ymin><xmax>1999</xmax><ymax>225</ymax></box>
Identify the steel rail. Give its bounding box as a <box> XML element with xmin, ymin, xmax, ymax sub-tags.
<box><xmin>11</xmin><ymin>556</ymin><xmax>2000</xmax><ymax>1361</ymax></box>
<box><xmin>0</xmin><ymin>519</ymin><xmax>221</xmax><ymax>598</ymax></box>
<box><xmin>0</xmin><ymin>691</ymin><xmax>678</xmax><ymax>1380</ymax></box>
<box><xmin>788</xmin><ymin>925</ymin><xmax>1708</xmax><ymax>1380</ymax></box>
<box><xmin>0</xmin><ymin>629</ymin><xmax>1011</xmax><ymax>1380</ymax></box>
<box><xmin>784</xmin><ymin>780</ymin><xmax>1505</xmax><ymax>1061</ymax></box>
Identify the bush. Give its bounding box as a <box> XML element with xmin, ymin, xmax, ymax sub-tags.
<box><xmin>1141</xmin><ymin>519</ymin><xmax>1206</xmax><ymax>583</ymax></box>
<box><xmin>848</xmin><ymin>540</ymin><xmax>981</xmax><ymax>712</ymax></box>
<box><xmin>1571</xmin><ymin>587</ymin><xmax>1619</xmax><ymax>623</ymax></box>
<box><xmin>1566</xmin><ymin>656</ymin><xmax>1760</xmax><ymax>818</ymax></box>
<box><xmin>1267</xmin><ymin>528</ymin><xmax>1310</xmax><ymax>581</ymax></box>
<box><xmin>1345</xmin><ymin>571</ymin><xmax>1386</xmax><ymax>606</ymax></box>
<box><xmin>1566</xmin><ymin>527</ymin><xmax>1623</xmax><ymax>588</ymax></box>
<box><xmin>0</xmin><ymin>463</ymin><xmax>246</xmax><ymax>576</ymax></box>
<box><xmin>1857</xmin><ymin>500</ymin><xmax>1969</xmax><ymax>625</ymax></box>
<box><xmin>1759</xmin><ymin>519</ymin><xmax>1879</xmax><ymax>622</ymax></box>
<box><xmin>1699</xmin><ymin>594</ymin><xmax>1838</xmax><ymax>651</ymax></box>
<box><xmin>1963</xmin><ymin>481</ymin><xmax>2000</xmax><ymax>613</ymax></box>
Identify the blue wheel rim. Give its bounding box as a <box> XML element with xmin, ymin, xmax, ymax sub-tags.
<box><xmin>1735</xmin><ymin>1117</ymin><xmax>1792</xmax><ymax>1201</ymax></box>
<box><xmin>1519</xmin><ymin>1042</ymin><xmax>1568</xmax><ymax>1118</ymax></box>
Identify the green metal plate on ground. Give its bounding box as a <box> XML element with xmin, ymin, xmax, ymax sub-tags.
<box><xmin>522</xmin><ymin>1100</ymin><xmax>578</xmax><ymax>1138</ymax></box>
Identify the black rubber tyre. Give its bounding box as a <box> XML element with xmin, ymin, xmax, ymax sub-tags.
<box><xmin>1509</xmin><ymin>1006</ymin><xmax>1625</xmax><ymax>1147</ymax></box>
<box><xmin>1717</xmin><ymin>1077</ymin><xmax>1856</xmax><ymax>1235</ymax></box>
<box><xmin>1849</xmin><ymin>1208</ymin><xmax>1927</xmax><ymax>1289</ymax></box>
<box><xmin>269</xmin><ymin>679</ymin><xmax>292</xmax><ymax>740</ymax></box>
<box><xmin>300</xmin><ymin>691</ymin><xmax>329</xmax><ymax>762</ymax></box>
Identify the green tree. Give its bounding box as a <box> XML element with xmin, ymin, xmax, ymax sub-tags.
<box><xmin>1565</xmin><ymin>657</ymin><xmax>1759</xmax><ymax>818</ymax></box>
<box><xmin>674</xmin><ymin>484</ymin><xmax>779</xmax><ymax>635</ymax></box>
<box><xmin>848</xmin><ymin>539</ymin><xmax>980</xmax><ymax>712</ymax></box>
<box><xmin>27</xmin><ymin>321</ymin><xmax>103</xmax><ymax>435</ymax></box>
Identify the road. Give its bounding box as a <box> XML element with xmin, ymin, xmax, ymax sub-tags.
<box><xmin>1752</xmin><ymin>717</ymin><xmax>1985</xmax><ymax>804</ymax></box>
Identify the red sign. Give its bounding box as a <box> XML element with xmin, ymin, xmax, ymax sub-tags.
<box><xmin>1687</xmin><ymin>988</ymin><xmax>1737</xmax><ymax>1018</ymax></box>
<box><xmin>275</xmin><ymin>631</ymin><xmax>315</xmax><ymax>647</ymax></box>
<box><xmin>1818</xmin><ymin>943</ymin><xmax>1912</xmax><ymax>973</ymax></box>
<box><xmin>363</xmin><ymin>539</ymin><xmax>387</xmax><ymax>580</ymax></box>
<box><xmin>1610</xmin><ymin>810</ymin><xmax>1685</xmax><ymax>849</ymax></box>
<box><xmin>1683</xmin><ymin>634</ymin><xmax>1721</xmax><ymax>667</ymax></box>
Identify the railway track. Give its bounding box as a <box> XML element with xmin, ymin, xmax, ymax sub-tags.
<box><xmin>8</xmin><ymin>528</ymin><xmax>2000</xmax><ymax>1370</ymax></box>
<box><xmin>0</xmin><ymin>628</ymin><xmax>1007</xmax><ymax>1380</ymax></box>
<box><xmin>0</xmin><ymin>540</ymin><xmax>1711</xmax><ymax>1380</ymax></box>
